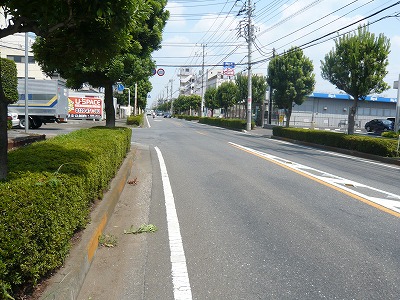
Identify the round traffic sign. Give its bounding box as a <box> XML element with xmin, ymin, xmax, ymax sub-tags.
<box><xmin>157</xmin><ymin>68</ymin><xmax>165</xmax><ymax>76</ymax></box>
<box><xmin>151</xmin><ymin>68</ymin><xmax>157</xmax><ymax>76</ymax></box>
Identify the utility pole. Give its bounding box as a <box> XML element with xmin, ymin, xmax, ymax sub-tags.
<box><xmin>134</xmin><ymin>83</ymin><xmax>137</xmax><ymax>116</ymax></box>
<box><xmin>268</xmin><ymin>48</ymin><xmax>276</xmax><ymax>124</ymax></box>
<box><xmin>170</xmin><ymin>79</ymin><xmax>174</xmax><ymax>115</ymax></box>
<box><xmin>201</xmin><ymin>44</ymin><xmax>206</xmax><ymax>117</ymax></box>
<box><xmin>246</xmin><ymin>0</ymin><xmax>254</xmax><ymax>131</ymax></box>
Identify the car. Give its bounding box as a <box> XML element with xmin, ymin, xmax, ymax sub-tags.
<box><xmin>7</xmin><ymin>112</ymin><xmax>20</xmax><ymax>128</ymax></box>
<box><xmin>163</xmin><ymin>113</ymin><xmax>172</xmax><ymax>118</ymax></box>
<box><xmin>364</xmin><ymin>119</ymin><xmax>394</xmax><ymax>133</ymax></box>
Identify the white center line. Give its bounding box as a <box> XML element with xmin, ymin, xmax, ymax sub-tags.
<box><xmin>155</xmin><ymin>147</ymin><xmax>193</xmax><ymax>300</ymax></box>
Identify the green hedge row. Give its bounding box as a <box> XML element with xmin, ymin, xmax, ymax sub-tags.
<box><xmin>175</xmin><ymin>115</ymin><xmax>199</xmax><ymax>121</ymax></box>
<box><xmin>272</xmin><ymin>127</ymin><xmax>399</xmax><ymax>157</ymax></box>
<box><xmin>127</xmin><ymin>114</ymin><xmax>143</xmax><ymax>126</ymax></box>
<box><xmin>199</xmin><ymin>117</ymin><xmax>255</xmax><ymax>130</ymax></box>
<box><xmin>0</xmin><ymin>127</ymin><xmax>131</xmax><ymax>298</ymax></box>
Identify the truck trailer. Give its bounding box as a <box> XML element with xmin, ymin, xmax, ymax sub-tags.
<box><xmin>8</xmin><ymin>79</ymin><xmax>69</xmax><ymax>129</ymax></box>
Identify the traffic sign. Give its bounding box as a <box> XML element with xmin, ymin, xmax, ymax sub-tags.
<box><xmin>157</xmin><ymin>68</ymin><xmax>165</xmax><ymax>76</ymax></box>
<box><xmin>117</xmin><ymin>83</ymin><xmax>124</xmax><ymax>92</ymax></box>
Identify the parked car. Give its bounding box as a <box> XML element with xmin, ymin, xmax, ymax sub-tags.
<box><xmin>365</xmin><ymin>119</ymin><xmax>394</xmax><ymax>132</ymax></box>
<box><xmin>163</xmin><ymin>113</ymin><xmax>172</xmax><ymax>118</ymax></box>
<box><xmin>7</xmin><ymin>111</ymin><xmax>20</xmax><ymax>128</ymax></box>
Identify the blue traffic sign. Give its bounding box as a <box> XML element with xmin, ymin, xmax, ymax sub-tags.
<box><xmin>117</xmin><ymin>83</ymin><xmax>124</xmax><ymax>92</ymax></box>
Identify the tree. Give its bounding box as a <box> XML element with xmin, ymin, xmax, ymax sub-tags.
<box><xmin>0</xmin><ymin>58</ymin><xmax>18</xmax><ymax>179</ymax></box>
<box><xmin>216</xmin><ymin>81</ymin><xmax>238</xmax><ymax>118</ymax></box>
<box><xmin>267</xmin><ymin>46</ymin><xmax>315</xmax><ymax>127</ymax></box>
<box><xmin>0</xmin><ymin>0</ymin><xmax>138</xmax><ymax>179</ymax></box>
<box><xmin>187</xmin><ymin>94</ymin><xmax>201</xmax><ymax>115</ymax></box>
<box><xmin>204</xmin><ymin>87</ymin><xmax>218</xmax><ymax>117</ymax></box>
<box><xmin>321</xmin><ymin>26</ymin><xmax>390</xmax><ymax>134</ymax></box>
<box><xmin>33</xmin><ymin>0</ymin><xmax>169</xmax><ymax>127</ymax></box>
<box><xmin>235</xmin><ymin>74</ymin><xmax>268</xmax><ymax>122</ymax></box>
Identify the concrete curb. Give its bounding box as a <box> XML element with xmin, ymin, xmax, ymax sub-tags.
<box><xmin>40</xmin><ymin>148</ymin><xmax>135</xmax><ymax>300</ymax></box>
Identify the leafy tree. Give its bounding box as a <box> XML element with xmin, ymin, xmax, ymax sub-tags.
<box><xmin>33</xmin><ymin>0</ymin><xmax>169</xmax><ymax>127</ymax></box>
<box><xmin>115</xmin><ymin>78</ymin><xmax>152</xmax><ymax>112</ymax></box>
<box><xmin>321</xmin><ymin>26</ymin><xmax>390</xmax><ymax>134</ymax></box>
<box><xmin>204</xmin><ymin>87</ymin><xmax>218</xmax><ymax>116</ymax></box>
<box><xmin>235</xmin><ymin>74</ymin><xmax>248</xmax><ymax>118</ymax></box>
<box><xmin>0</xmin><ymin>0</ymin><xmax>139</xmax><ymax>179</ymax></box>
<box><xmin>267</xmin><ymin>46</ymin><xmax>315</xmax><ymax>127</ymax></box>
<box><xmin>0</xmin><ymin>59</ymin><xmax>18</xmax><ymax>179</ymax></box>
<box><xmin>187</xmin><ymin>94</ymin><xmax>201</xmax><ymax>115</ymax></box>
<box><xmin>235</xmin><ymin>74</ymin><xmax>268</xmax><ymax>121</ymax></box>
<box><xmin>216</xmin><ymin>81</ymin><xmax>238</xmax><ymax>118</ymax></box>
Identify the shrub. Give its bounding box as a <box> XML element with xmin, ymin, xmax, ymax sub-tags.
<box><xmin>0</xmin><ymin>127</ymin><xmax>131</xmax><ymax>297</ymax></box>
<box><xmin>381</xmin><ymin>131</ymin><xmax>399</xmax><ymax>139</ymax></box>
<box><xmin>199</xmin><ymin>117</ymin><xmax>255</xmax><ymax>130</ymax></box>
<box><xmin>175</xmin><ymin>115</ymin><xmax>199</xmax><ymax>121</ymax></box>
<box><xmin>272</xmin><ymin>127</ymin><xmax>398</xmax><ymax>157</ymax></box>
<box><xmin>127</xmin><ymin>114</ymin><xmax>143</xmax><ymax>126</ymax></box>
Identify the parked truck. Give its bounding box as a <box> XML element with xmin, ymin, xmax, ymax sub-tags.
<box><xmin>8</xmin><ymin>79</ymin><xmax>69</xmax><ymax>129</ymax></box>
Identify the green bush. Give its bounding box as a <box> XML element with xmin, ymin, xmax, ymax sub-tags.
<box><xmin>381</xmin><ymin>131</ymin><xmax>399</xmax><ymax>139</ymax></box>
<box><xmin>127</xmin><ymin>114</ymin><xmax>143</xmax><ymax>126</ymax></box>
<box><xmin>175</xmin><ymin>115</ymin><xmax>199</xmax><ymax>121</ymax></box>
<box><xmin>199</xmin><ymin>117</ymin><xmax>255</xmax><ymax>130</ymax></box>
<box><xmin>0</xmin><ymin>127</ymin><xmax>131</xmax><ymax>298</ymax></box>
<box><xmin>272</xmin><ymin>127</ymin><xmax>398</xmax><ymax>157</ymax></box>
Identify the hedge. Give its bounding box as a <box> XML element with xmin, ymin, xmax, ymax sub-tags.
<box><xmin>199</xmin><ymin>117</ymin><xmax>255</xmax><ymax>130</ymax></box>
<box><xmin>0</xmin><ymin>126</ymin><xmax>131</xmax><ymax>298</ymax></box>
<box><xmin>272</xmin><ymin>127</ymin><xmax>399</xmax><ymax>157</ymax></box>
<box><xmin>127</xmin><ymin>114</ymin><xmax>143</xmax><ymax>126</ymax></box>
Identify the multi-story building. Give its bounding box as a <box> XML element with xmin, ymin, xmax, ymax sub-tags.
<box><xmin>0</xmin><ymin>32</ymin><xmax>48</xmax><ymax>80</ymax></box>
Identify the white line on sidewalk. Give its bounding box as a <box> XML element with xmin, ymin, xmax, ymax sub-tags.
<box><xmin>155</xmin><ymin>147</ymin><xmax>193</xmax><ymax>300</ymax></box>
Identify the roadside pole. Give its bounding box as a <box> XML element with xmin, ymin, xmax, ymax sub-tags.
<box><xmin>394</xmin><ymin>74</ymin><xmax>400</xmax><ymax>133</ymax></box>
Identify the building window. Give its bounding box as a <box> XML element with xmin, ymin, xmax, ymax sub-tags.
<box><xmin>6</xmin><ymin>55</ymin><xmax>35</xmax><ymax>63</ymax></box>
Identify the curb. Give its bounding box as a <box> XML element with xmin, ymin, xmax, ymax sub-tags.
<box><xmin>40</xmin><ymin>148</ymin><xmax>135</xmax><ymax>300</ymax></box>
<box><xmin>7</xmin><ymin>134</ymin><xmax>46</xmax><ymax>150</ymax></box>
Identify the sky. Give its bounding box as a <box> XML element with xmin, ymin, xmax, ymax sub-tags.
<box><xmin>148</xmin><ymin>0</ymin><xmax>400</xmax><ymax>107</ymax></box>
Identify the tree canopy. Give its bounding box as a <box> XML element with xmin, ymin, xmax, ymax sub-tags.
<box><xmin>216</xmin><ymin>81</ymin><xmax>239</xmax><ymax>117</ymax></box>
<box><xmin>321</xmin><ymin>26</ymin><xmax>390</xmax><ymax>134</ymax></box>
<box><xmin>204</xmin><ymin>87</ymin><xmax>218</xmax><ymax>117</ymax></box>
<box><xmin>267</xmin><ymin>46</ymin><xmax>315</xmax><ymax>127</ymax></box>
<box><xmin>33</xmin><ymin>0</ymin><xmax>169</xmax><ymax>127</ymax></box>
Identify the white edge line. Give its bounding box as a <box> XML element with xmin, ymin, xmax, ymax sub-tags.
<box><xmin>155</xmin><ymin>146</ymin><xmax>193</xmax><ymax>300</ymax></box>
<box><xmin>146</xmin><ymin>115</ymin><xmax>151</xmax><ymax>128</ymax></box>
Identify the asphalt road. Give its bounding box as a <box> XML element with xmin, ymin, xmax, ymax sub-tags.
<box><xmin>78</xmin><ymin>116</ymin><xmax>399</xmax><ymax>300</ymax></box>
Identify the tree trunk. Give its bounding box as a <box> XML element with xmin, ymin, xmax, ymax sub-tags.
<box><xmin>0</xmin><ymin>100</ymin><xmax>8</xmax><ymax>180</ymax></box>
<box><xmin>347</xmin><ymin>98</ymin><xmax>358</xmax><ymax>135</ymax></box>
<box><xmin>104</xmin><ymin>82</ymin><xmax>116</xmax><ymax>128</ymax></box>
<box><xmin>285</xmin><ymin>107</ymin><xmax>292</xmax><ymax>128</ymax></box>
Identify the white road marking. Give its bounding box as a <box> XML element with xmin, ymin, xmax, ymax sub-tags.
<box><xmin>146</xmin><ymin>115</ymin><xmax>151</xmax><ymax>128</ymax></box>
<box><xmin>270</xmin><ymin>138</ymin><xmax>400</xmax><ymax>170</ymax></box>
<box><xmin>230</xmin><ymin>142</ymin><xmax>400</xmax><ymax>215</ymax></box>
<box><xmin>155</xmin><ymin>147</ymin><xmax>193</xmax><ymax>300</ymax></box>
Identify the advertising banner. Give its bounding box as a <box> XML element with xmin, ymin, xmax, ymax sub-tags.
<box><xmin>68</xmin><ymin>96</ymin><xmax>103</xmax><ymax>120</ymax></box>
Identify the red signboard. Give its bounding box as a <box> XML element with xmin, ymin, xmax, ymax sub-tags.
<box><xmin>68</xmin><ymin>96</ymin><xmax>103</xmax><ymax>119</ymax></box>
